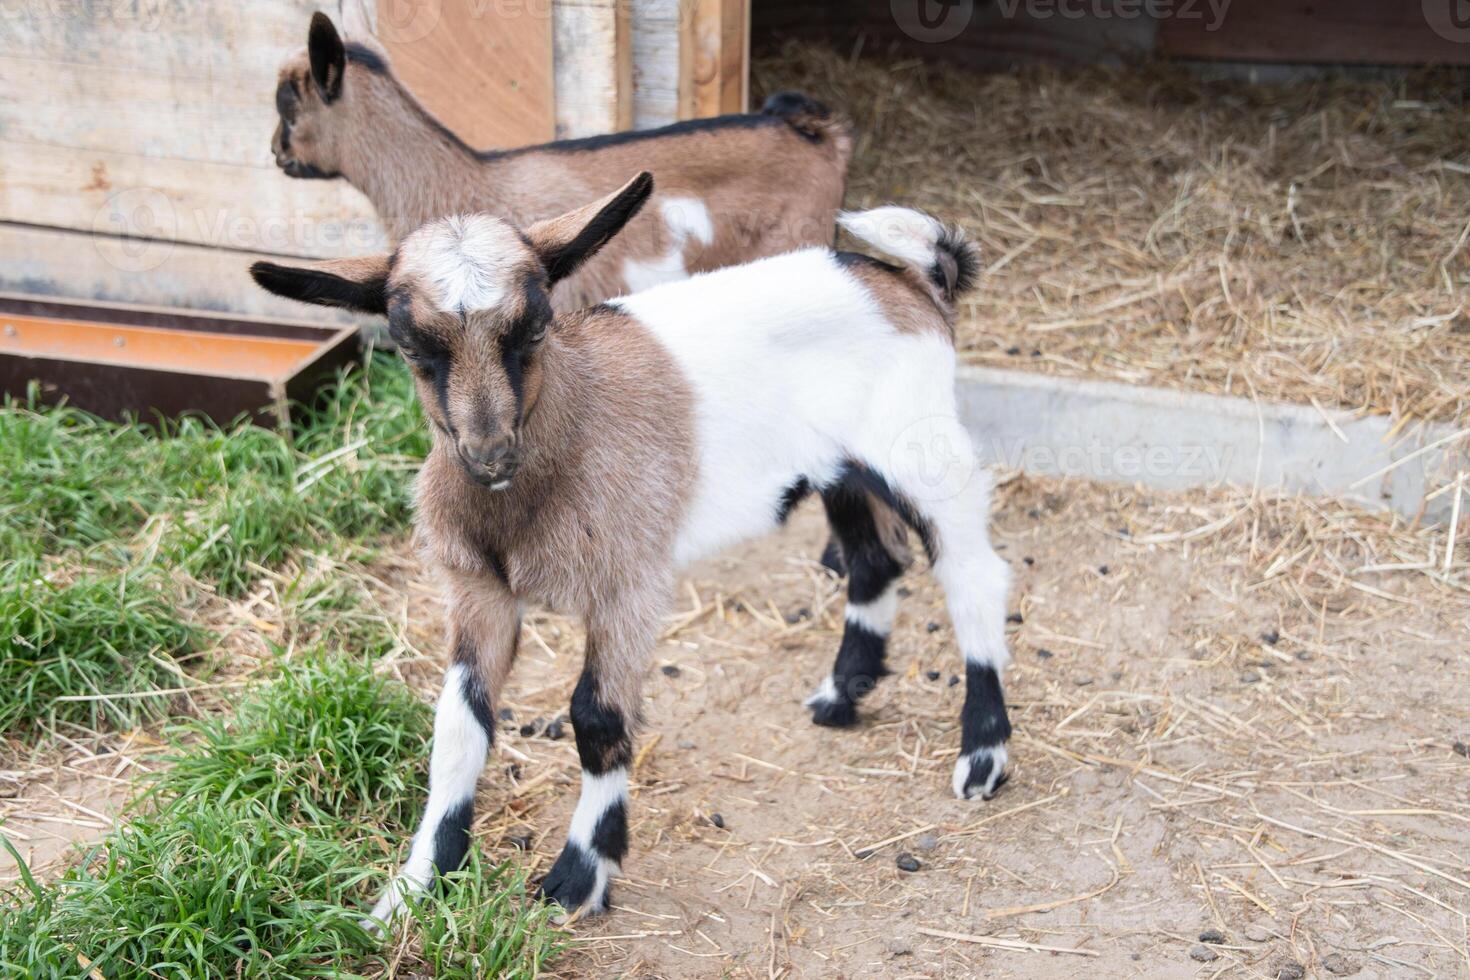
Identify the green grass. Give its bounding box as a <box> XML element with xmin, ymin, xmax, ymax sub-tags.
<box><xmin>0</xmin><ymin>355</ymin><xmax>427</xmax><ymax>735</ymax></box>
<box><xmin>0</xmin><ymin>558</ymin><xmax>200</xmax><ymax>733</ymax></box>
<box><xmin>0</xmin><ymin>659</ymin><xmax>562</xmax><ymax>979</ymax></box>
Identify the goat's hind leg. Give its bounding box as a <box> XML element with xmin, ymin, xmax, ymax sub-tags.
<box><xmin>881</xmin><ymin>426</ymin><xmax>1014</xmax><ymax>800</ymax></box>
<box><xmin>805</xmin><ymin>479</ymin><xmax>907</xmax><ymax>727</ymax></box>
<box><xmin>367</xmin><ymin>569</ymin><xmax>517</xmax><ymax>929</ymax></box>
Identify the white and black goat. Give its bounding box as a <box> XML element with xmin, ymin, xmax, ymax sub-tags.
<box><xmin>250</xmin><ymin>174</ymin><xmax>1013</xmax><ymax>926</ymax></box>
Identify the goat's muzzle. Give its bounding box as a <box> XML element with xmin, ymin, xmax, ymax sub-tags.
<box><xmin>457</xmin><ymin>440</ymin><xmax>521</xmax><ymax>492</ymax></box>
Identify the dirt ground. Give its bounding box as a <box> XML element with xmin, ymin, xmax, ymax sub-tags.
<box><xmin>7</xmin><ymin>473</ymin><xmax>1468</xmax><ymax>978</ymax></box>
<box><xmin>390</xmin><ymin>474</ymin><xmax>1470</xmax><ymax>979</ymax></box>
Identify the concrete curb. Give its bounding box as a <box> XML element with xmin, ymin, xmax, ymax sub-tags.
<box><xmin>955</xmin><ymin>366</ymin><xmax>1468</xmax><ymax>523</ymax></box>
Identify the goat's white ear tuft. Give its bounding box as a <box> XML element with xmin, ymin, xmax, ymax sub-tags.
<box><xmin>250</xmin><ymin>254</ymin><xmax>390</xmax><ymax>314</ymax></box>
<box><xmin>526</xmin><ymin>172</ymin><xmax>655</xmax><ymax>286</ymax></box>
<box><xmin>308</xmin><ymin>12</ymin><xmax>347</xmax><ymax>102</ymax></box>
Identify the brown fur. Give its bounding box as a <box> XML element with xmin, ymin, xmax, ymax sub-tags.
<box><xmin>414</xmin><ymin>305</ymin><xmax>696</xmax><ymax>717</ymax></box>
<box><xmin>844</xmin><ymin>261</ymin><xmax>958</xmax><ymax>340</ymax></box>
<box><xmin>272</xmin><ymin>32</ymin><xmax>851</xmax><ymax>310</ymax></box>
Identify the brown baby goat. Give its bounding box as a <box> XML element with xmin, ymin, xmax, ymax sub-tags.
<box><xmin>273</xmin><ymin>14</ymin><xmax>852</xmax><ymax>308</ymax></box>
<box><xmin>252</xmin><ymin>173</ymin><xmax>1014</xmax><ymax>930</ymax></box>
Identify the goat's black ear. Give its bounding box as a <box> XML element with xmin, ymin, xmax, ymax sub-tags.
<box><xmin>308</xmin><ymin>12</ymin><xmax>347</xmax><ymax>102</ymax></box>
<box><xmin>527</xmin><ymin>172</ymin><xmax>654</xmax><ymax>285</ymax></box>
<box><xmin>250</xmin><ymin>255</ymin><xmax>389</xmax><ymax>315</ymax></box>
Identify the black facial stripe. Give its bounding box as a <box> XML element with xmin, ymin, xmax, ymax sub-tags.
<box><xmin>431</xmin><ymin>797</ymin><xmax>475</xmax><ymax>876</ymax></box>
<box><xmin>776</xmin><ymin>478</ymin><xmax>812</xmax><ymax>524</ymax></box>
<box><xmin>961</xmin><ymin>662</ymin><xmax>1011</xmax><ymax>753</ymax></box>
<box><xmin>590</xmin><ymin>801</ymin><xmax>628</xmax><ymax>862</ymax></box>
<box><xmin>275</xmin><ymin>79</ymin><xmax>298</xmax><ymax>121</ymax></box>
<box><xmin>499</xmin><ymin>339</ymin><xmax>526</xmax><ymax>424</ymax></box>
<box><xmin>569</xmin><ymin>660</ymin><xmax>631</xmax><ymax>776</ymax></box>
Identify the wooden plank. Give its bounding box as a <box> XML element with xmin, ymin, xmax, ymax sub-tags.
<box><xmin>0</xmin><ymin>141</ymin><xmax>383</xmax><ymax>259</ymax></box>
<box><xmin>630</xmin><ymin>0</ymin><xmax>686</xmax><ymax>128</ymax></box>
<box><xmin>692</xmin><ymin>0</ymin><xmax>748</xmax><ymax>118</ymax></box>
<box><xmin>375</xmin><ymin>0</ymin><xmax>554</xmax><ymax>149</ymax></box>
<box><xmin>553</xmin><ymin>0</ymin><xmax>632</xmax><ymax>138</ymax></box>
<box><xmin>1158</xmin><ymin>0</ymin><xmax>1470</xmax><ymax>65</ymax></box>
<box><xmin>0</xmin><ymin>223</ymin><xmax>369</xmax><ymax>329</ymax></box>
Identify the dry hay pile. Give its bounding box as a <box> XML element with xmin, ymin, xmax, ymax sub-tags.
<box><xmin>755</xmin><ymin>43</ymin><xmax>1470</xmax><ymax>423</ymax></box>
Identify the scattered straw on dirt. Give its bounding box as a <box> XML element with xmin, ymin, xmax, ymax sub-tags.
<box><xmin>10</xmin><ymin>473</ymin><xmax>1468</xmax><ymax>975</ymax></box>
<box><xmin>756</xmin><ymin>42</ymin><xmax>1470</xmax><ymax>423</ymax></box>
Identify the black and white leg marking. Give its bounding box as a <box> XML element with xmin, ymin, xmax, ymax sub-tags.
<box><xmin>805</xmin><ymin>475</ymin><xmax>906</xmax><ymax>727</ymax></box>
<box><xmin>539</xmin><ymin>661</ymin><xmax>631</xmax><ymax>916</ymax></box>
<box><xmin>368</xmin><ymin>656</ymin><xmax>494</xmax><ymax>927</ymax></box>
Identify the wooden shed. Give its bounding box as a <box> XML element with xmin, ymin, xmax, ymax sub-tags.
<box><xmin>0</xmin><ymin>0</ymin><xmax>752</xmax><ymax>325</ymax></box>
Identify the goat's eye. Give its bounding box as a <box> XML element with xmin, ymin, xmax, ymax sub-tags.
<box><xmin>528</xmin><ymin>323</ymin><xmax>548</xmax><ymax>345</ymax></box>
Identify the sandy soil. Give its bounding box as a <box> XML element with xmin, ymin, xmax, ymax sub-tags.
<box><xmin>391</xmin><ymin>475</ymin><xmax>1470</xmax><ymax>979</ymax></box>
<box><xmin>7</xmin><ymin>473</ymin><xmax>1468</xmax><ymax>978</ymax></box>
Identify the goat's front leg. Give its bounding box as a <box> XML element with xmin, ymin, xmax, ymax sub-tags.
<box><xmin>539</xmin><ymin>594</ymin><xmax>660</xmax><ymax>917</ymax></box>
<box><xmin>368</xmin><ymin>568</ymin><xmax>517</xmax><ymax>929</ymax></box>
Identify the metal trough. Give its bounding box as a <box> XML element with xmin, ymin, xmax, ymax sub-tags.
<box><xmin>0</xmin><ymin>293</ymin><xmax>360</xmax><ymax>425</ymax></box>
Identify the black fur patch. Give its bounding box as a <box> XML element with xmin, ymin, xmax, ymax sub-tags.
<box><xmin>760</xmin><ymin>91</ymin><xmax>836</xmax><ymax>143</ymax></box>
<box><xmin>818</xmin><ymin>535</ymin><xmax>846</xmax><ymax>576</ymax></box>
<box><xmin>811</xmin><ymin>622</ymin><xmax>890</xmax><ymax>728</ymax></box>
<box><xmin>931</xmin><ymin>224</ymin><xmax>981</xmax><ymax>303</ymax></box>
<box><xmin>538</xmin><ymin>172</ymin><xmax>654</xmax><ymax>285</ymax></box>
<box><xmin>776</xmin><ymin>478</ymin><xmax>812</xmax><ymax>524</ymax></box>
<box><xmin>834</xmin><ymin>251</ymin><xmax>903</xmax><ymax>276</ymax></box>
<box><xmin>590</xmin><ymin>801</ymin><xmax>628</xmax><ymax>862</ymax></box>
<box><xmin>307</xmin><ymin>12</ymin><xmax>346</xmax><ymax>102</ymax></box>
<box><xmin>820</xmin><ymin>476</ymin><xmax>904</xmax><ymax>605</ymax></box>
<box><xmin>500</xmin><ymin>113</ymin><xmax>784</xmax><ymax>160</ymax></box>
<box><xmin>570</xmin><ymin>662</ymin><xmax>631</xmax><ymax>775</ymax></box>
<box><xmin>431</xmin><ymin>797</ymin><xmax>474</xmax><ymax>876</ymax></box>
<box><xmin>345</xmin><ymin>42</ymin><xmax>388</xmax><ymax>75</ymax></box>
<box><xmin>960</xmin><ymin>662</ymin><xmax>1012</xmax><ymax>754</ymax></box>
<box><xmin>249</xmin><ymin>261</ymin><xmax>386</xmax><ymax>314</ymax></box>
<box><xmin>828</xmin><ymin>461</ymin><xmax>937</xmax><ymax>563</ymax></box>
<box><xmin>451</xmin><ymin>643</ymin><xmax>498</xmax><ymax>738</ymax></box>
<box><xmin>539</xmin><ymin>841</ymin><xmax>602</xmax><ymax>911</ymax></box>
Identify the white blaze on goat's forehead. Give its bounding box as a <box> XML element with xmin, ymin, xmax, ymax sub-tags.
<box><xmin>398</xmin><ymin>214</ymin><xmax>529</xmax><ymax>313</ymax></box>
<box><xmin>838</xmin><ymin>206</ymin><xmax>946</xmax><ymax>271</ymax></box>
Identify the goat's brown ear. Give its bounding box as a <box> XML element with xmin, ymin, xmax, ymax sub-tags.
<box><xmin>527</xmin><ymin>172</ymin><xmax>654</xmax><ymax>285</ymax></box>
<box><xmin>250</xmin><ymin>255</ymin><xmax>389</xmax><ymax>315</ymax></box>
<box><xmin>308</xmin><ymin>12</ymin><xmax>347</xmax><ymax>102</ymax></box>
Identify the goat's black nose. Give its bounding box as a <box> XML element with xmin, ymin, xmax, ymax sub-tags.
<box><xmin>457</xmin><ymin>438</ymin><xmax>519</xmax><ymax>480</ymax></box>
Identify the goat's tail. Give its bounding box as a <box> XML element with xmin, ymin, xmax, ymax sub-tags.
<box><xmin>837</xmin><ymin>207</ymin><xmax>980</xmax><ymax>306</ymax></box>
<box><xmin>760</xmin><ymin>92</ymin><xmax>854</xmax><ymax>165</ymax></box>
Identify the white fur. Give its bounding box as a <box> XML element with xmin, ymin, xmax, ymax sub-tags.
<box><xmin>398</xmin><ymin>214</ymin><xmax>525</xmax><ymax>312</ymax></box>
<box><xmin>567</xmin><ymin>768</ymin><xmax>628</xmax><ymax>850</ymax></box>
<box><xmin>803</xmin><ymin>673</ymin><xmax>840</xmax><ymax>708</ymax></box>
<box><xmin>846</xmin><ymin>587</ymin><xmax>899</xmax><ymax>636</ymax></box>
<box><xmin>368</xmin><ymin>664</ymin><xmax>489</xmax><ymax>928</ymax></box>
<box><xmin>621</xmin><ymin>197</ymin><xmax>714</xmax><ymax>292</ymax></box>
<box><xmin>838</xmin><ymin>207</ymin><xmax>947</xmax><ymax>274</ymax></box>
<box><xmin>615</xmin><ymin>247</ymin><xmax>963</xmax><ymax>567</ymax></box>
<box><xmin>953</xmin><ymin>745</ymin><xmax>1009</xmax><ymax>800</ymax></box>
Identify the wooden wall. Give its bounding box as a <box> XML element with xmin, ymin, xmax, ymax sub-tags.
<box><xmin>0</xmin><ymin>0</ymin><xmax>748</xmax><ymax>322</ymax></box>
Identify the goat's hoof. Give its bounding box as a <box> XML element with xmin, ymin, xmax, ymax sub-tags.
<box><xmin>804</xmin><ymin>680</ymin><xmax>859</xmax><ymax>727</ymax></box>
<box><xmin>538</xmin><ymin>842</ymin><xmax>612</xmax><ymax>919</ymax></box>
<box><xmin>952</xmin><ymin>745</ymin><xmax>1008</xmax><ymax>800</ymax></box>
